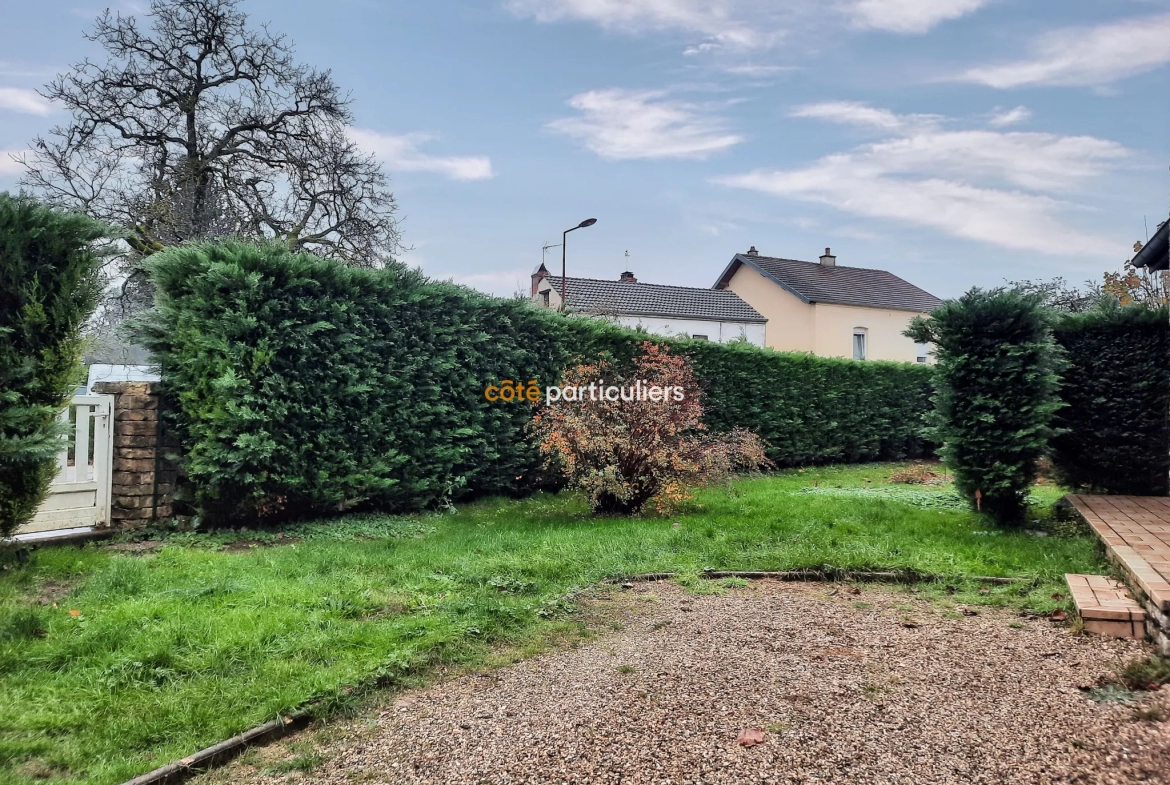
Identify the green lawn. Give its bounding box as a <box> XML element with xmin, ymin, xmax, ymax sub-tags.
<box><xmin>0</xmin><ymin>463</ymin><xmax>1102</xmax><ymax>785</ymax></box>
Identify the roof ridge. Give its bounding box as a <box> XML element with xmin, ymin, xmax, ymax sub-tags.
<box><xmin>548</xmin><ymin>275</ymin><xmax>745</xmax><ymax>294</ymax></box>
<box><xmin>748</xmin><ymin>254</ymin><xmax>911</xmax><ymax>279</ymax></box>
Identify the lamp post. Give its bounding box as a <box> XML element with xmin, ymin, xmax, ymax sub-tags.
<box><xmin>561</xmin><ymin>218</ymin><xmax>597</xmax><ymax>309</ymax></box>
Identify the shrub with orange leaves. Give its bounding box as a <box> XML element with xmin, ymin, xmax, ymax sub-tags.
<box><xmin>532</xmin><ymin>342</ymin><xmax>770</xmax><ymax>514</ymax></box>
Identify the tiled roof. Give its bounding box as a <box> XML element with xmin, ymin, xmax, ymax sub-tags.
<box><xmin>715</xmin><ymin>254</ymin><xmax>942</xmax><ymax>312</ymax></box>
<box><xmin>544</xmin><ymin>275</ymin><xmax>766</xmax><ymax>323</ymax></box>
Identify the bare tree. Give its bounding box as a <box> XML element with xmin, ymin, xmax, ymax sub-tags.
<box><xmin>1006</xmin><ymin>276</ymin><xmax>1104</xmax><ymax>313</ymax></box>
<box><xmin>20</xmin><ymin>0</ymin><xmax>400</xmax><ymax>272</ymax></box>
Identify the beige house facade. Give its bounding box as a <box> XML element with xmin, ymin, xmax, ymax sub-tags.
<box><xmin>713</xmin><ymin>247</ymin><xmax>942</xmax><ymax>363</ymax></box>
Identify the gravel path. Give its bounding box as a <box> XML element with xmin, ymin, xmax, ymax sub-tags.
<box><xmin>201</xmin><ymin>581</ymin><xmax>1170</xmax><ymax>785</ymax></box>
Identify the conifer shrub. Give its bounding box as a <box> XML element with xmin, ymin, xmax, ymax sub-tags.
<box><xmin>906</xmin><ymin>288</ymin><xmax>1063</xmax><ymax>525</ymax></box>
<box><xmin>0</xmin><ymin>195</ymin><xmax>106</xmax><ymax>537</ymax></box>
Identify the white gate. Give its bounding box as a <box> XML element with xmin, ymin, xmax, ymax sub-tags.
<box><xmin>16</xmin><ymin>394</ymin><xmax>115</xmax><ymax>535</ymax></box>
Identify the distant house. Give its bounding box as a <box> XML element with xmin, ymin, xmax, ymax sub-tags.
<box><xmin>712</xmin><ymin>247</ymin><xmax>942</xmax><ymax>363</ymax></box>
<box><xmin>1132</xmin><ymin>219</ymin><xmax>1168</xmax><ymax>273</ymax></box>
<box><xmin>531</xmin><ymin>264</ymin><xmax>767</xmax><ymax>346</ymax></box>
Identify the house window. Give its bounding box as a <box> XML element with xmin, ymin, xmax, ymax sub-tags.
<box><xmin>853</xmin><ymin>328</ymin><xmax>868</xmax><ymax>361</ymax></box>
<box><xmin>692</xmin><ymin>334</ymin><xmax>708</xmax><ymax>341</ymax></box>
<box><xmin>540</xmin><ymin>290</ymin><xmax>550</xmax><ymax>307</ymax></box>
<box><xmin>915</xmin><ymin>342</ymin><xmax>931</xmax><ymax>364</ymax></box>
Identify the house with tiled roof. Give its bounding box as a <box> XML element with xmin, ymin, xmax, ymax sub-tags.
<box><xmin>531</xmin><ymin>264</ymin><xmax>767</xmax><ymax>346</ymax></box>
<box><xmin>712</xmin><ymin>247</ymin><xmax>942</xmax><ymax>363</ymax></box>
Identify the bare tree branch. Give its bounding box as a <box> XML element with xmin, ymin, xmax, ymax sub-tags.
<box><xmin>21</xmin><ymin>0</ymin><xmax>401</xmax><ymax>275</ymax></box>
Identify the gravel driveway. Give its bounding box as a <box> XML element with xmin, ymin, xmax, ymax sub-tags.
<box><xmin>200</xmin><ymin>581</ymin><xmax>1170</xmax><ymax>785</ymax></box>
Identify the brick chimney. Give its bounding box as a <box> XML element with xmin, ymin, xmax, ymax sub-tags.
<box><xmin>745</xmin><ymin>246</ymin><xmax>759</xmax><ymax>257</ymax></box>
<box><xmin>531</xmin><ymin>263</ymin><xmax>550</xmax><ymax>295</ymax></box>
<box><xmin>619</xmin><ymin>270</ymin><xmax>637</xmax><ymax>283</ymax></box>
<box><xmin>819</xmin><ymin>247</ymin><xmax>836</xmax><ymax>267</ymax></box>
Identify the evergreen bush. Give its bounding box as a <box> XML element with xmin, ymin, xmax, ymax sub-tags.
<box><xmin>1050</xmin><ymin>305</ymin><xmax>1169</xmax><ymax>496</ymax></box>
<box><xmin>139</xmin><ymin>241</ymin><xmax>935</xmax><ymax>523</ymax></box>
<box><xmin>906</xmin><ymin>288</ymin><xmax>1063</xmax><ymax>525</ymax></box>
<box><xmin>0</xmin><ymin>194</ymin><xmax>106</xmax><ymax>537</ymax></box>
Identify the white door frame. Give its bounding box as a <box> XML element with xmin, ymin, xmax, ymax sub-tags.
<box><xmin>16</xmin><ymin>394</ymin><xmax>115</xmax><ymax>534</ymax></box>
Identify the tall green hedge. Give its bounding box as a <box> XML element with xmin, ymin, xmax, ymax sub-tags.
<box><xmin>1050</xmin><ymin>305</ymin><xmax>1169</xmax><ymax>496</ymax></box>
<box><xmin>0</xmin><ymin>195</ymin><xmax>106</xmax><ymax>537</ymax></box>
<box><xmin>138</xmin><ymin>241</ymin><xmax>933</xmax><ymax>523</ymax></box>
<box><xmin>137</xmin><ymin>242</ymin><xmax>570</xmax><ymax>522</ymax></box>
<box><xmin>907</xmin><ymin>288</ymin><xmax>1063</xmax><ymax>525</ymax></box>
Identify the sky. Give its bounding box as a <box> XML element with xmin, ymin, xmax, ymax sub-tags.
<box><xmin>0</xmin><ymin>0</ymin><xmax>1168</xmax><ymax>299</ymax></box>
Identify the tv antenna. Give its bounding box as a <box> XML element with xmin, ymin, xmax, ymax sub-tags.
<box><xmin>542</xmin><ymin>241</ymin><xmax>562</xmax><ymax>267</ymax></box>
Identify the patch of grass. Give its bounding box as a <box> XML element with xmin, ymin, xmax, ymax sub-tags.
<box><xmin>0</xmin><ymin>462</ymin><xmax>1103</xmax><ymax>785</ymax></box>
<box><xmin>615</xmin><ymin>664</ymin><xmax>636</xmax><ymax>674</ymax></box>
<box><xmin>1114</xmin><ymin>656</ymin><xmax>1170</xmax><ymax>691</ymax></box>
<box><xmin>264</xmin><ymin>742</ymin><xmax>326</xmax><ymax>774</ymax></box>
<box><xmin>673</xmin><ymin>572</ymin><xmax>736</xmax><ymax>596</ymax></box>
<box><xmin>1083</xmin><ymin>684</ymin><xmax>1138</xmax><ymax>704</ymax></box>
<box><xmin>1132</xmin><ymin>704</ymin><xmax>1168</xmax><ymax>722</ymax></box>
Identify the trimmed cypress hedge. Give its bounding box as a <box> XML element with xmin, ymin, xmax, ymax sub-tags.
<box><xmin>0</xmin><ymin>195</ymin><xmax>106</xmax><ymax>537</ymax></box>
<box><xmin>137</xmin><ymin>242</ymin><xmax>569</xmax><ymax>521</ymax></box>
<box><xmin>1050</xmin><ymin>305</ymin><xmax>1169</xmax><ymax>496</ymax></box>
<box><xmin>139</xmin><ymin>242</ymin><xmax>933</xmax><ymax>523</ymax></box>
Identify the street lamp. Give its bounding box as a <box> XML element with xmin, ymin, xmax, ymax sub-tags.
<box><xmin>561</xmin><ymin>218</ymin><xmax>597</xmax><ymax>309</ymax></box>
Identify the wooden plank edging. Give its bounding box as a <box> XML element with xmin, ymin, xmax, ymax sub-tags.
<box><xmin>606</xmin><ymin>568</ymin><xmax>1027</xmax><ymax>585</ymax></box>
<box><xmin>119</xmin><ymin>713</ymin><xmax>310</xmax><ymax>785</ymax></box>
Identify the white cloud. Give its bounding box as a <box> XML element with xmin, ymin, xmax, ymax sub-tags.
<box><xmin>988</xmin><ymin>106</ymin><xmax>1030</xmax><ymax>127</ymax></box>
<box><xmin>0</xmin><ymin>87</ymin><xmax>52</xmax><ymax>115</ymax></box>
<box><xmin>793</xmin><ymin>101</ymin><xmax>907</xmax><ymax>130</ymax></box>
<box><xmin>719</xmin><ymin>106</ymin><xmax>1129</xmax><ymax>257</ymax></box>
<box><xmin>0</xmin><ymin>150</ymin><xmax>27</xmax><ymax>176</ymax></box>
<box><xmin>548</xmin><ymin>88</ymin><xmax>743</xmax><ymax>160</ymax></box>
<box><xmin>506</xmin><ymin>0</ymin><xmax>782</xmax><ymax>48</ymax></box>
<box><xmin>508</xmin><ymin>0</ymin><xmax>982</xmax><ymax>45</ymax></box>
<box><xmin>958</xmin><ymin>13</ymin><xmax>1170</xmax><ymax>88</ymax></box>
<box><xmin>723</xmin><ymin>64</ymin><xmax>798</xmax><ymax>77</ymax></box>
<box><xmin>792</xmin><ymin>101</ymin><xmax>946</xmax><ymax>134</ymax></box>
<box><xmin>434</xmin><ymin>268</ymin><xmax>532</xmax><ymax>297</ymax></box>
<box><xmin>847</xmin><ymin>0</ymin><xmax>987</xmax><ymax>34</ymax></box>
<box><xmin>348</xmin><ymin>129</ymin><xmax>494</xmax><ymax>181</ymax></box>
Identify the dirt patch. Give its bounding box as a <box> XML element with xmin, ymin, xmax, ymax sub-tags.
<box><xmin>103</xmin><ymin>540</ymin><xmax>167</xmax><ymax>553</ymax></box>
<box><xmin>223</xmin><ymin>537</ymin><xmax>302</xmax><ymax>553</ymax></box>
<box><xmin>15</xmin><ymin>758</ymin><xmax>71</xmax><ymax>780</ymax></box>
<box><xmin>194</xmin><ymin>580</ymin><xmax>1170</xmax><ymax>785</ymax></box>
<box><xmin>888</xmin><ymin>462</ymin><xmax>951</xmax><ymax>486</ymax></box>
<box><xmin>36</xmin><ymin>580</ymin><xmax>75</xmax><ymax>606</ymax></box>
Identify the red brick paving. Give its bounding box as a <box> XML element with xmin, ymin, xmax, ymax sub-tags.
<box><xmin>1067</xmin><ymin>494</ymin><xmax>1170</xmax><ymax>612</ymax></box>
<box><xmin>1064</xmin><ymin>573</ymin><xmax>1145</xmax><ymax>638</ymax></box>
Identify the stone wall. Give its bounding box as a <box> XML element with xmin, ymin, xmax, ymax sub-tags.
<box><xmin>91</xmin><ymin>381</ymin><xmax>179</xmax><ymax>526</ymax></box>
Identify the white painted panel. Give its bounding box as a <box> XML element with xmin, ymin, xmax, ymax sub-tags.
<box><xmin>37</xmin><ymin>488</ymin><xmax>99</xmax><ymax>511</ymax></box>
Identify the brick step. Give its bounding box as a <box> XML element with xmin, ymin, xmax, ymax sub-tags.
<box><xmin>1065</xmin><ymin>574</ymin><xmax>1146</xmax><ymax>639</ymax></box>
